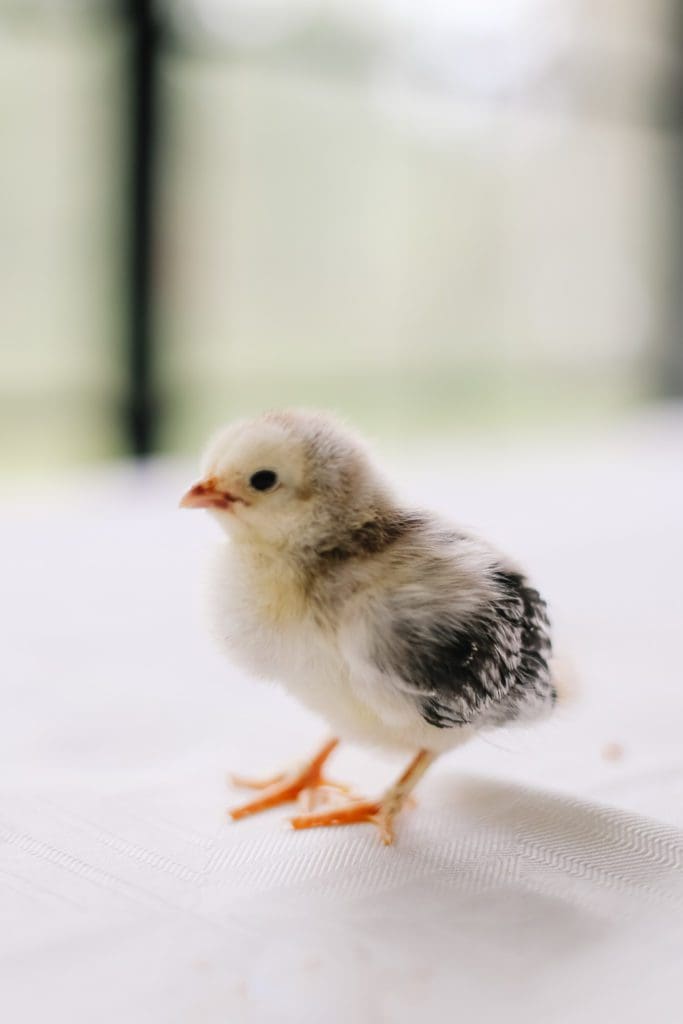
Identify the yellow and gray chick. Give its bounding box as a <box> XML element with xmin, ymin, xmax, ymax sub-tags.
<box><xmin>181</xmin><ymin>409</ymin><xmax>559</xmax><ymax>844</ymax></box>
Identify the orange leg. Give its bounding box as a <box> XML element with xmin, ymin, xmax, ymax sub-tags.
<box><xmin>228</xmin><ymin>738</ymin><xmax>348</xmax><ymax>821</ymax></box>
<box><xmin>290</xmin><ymin>749</ymin><xmax>437</xmax><ymax>845</ymax></box>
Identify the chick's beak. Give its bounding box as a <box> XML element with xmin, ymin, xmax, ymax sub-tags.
<box><xmin>179</xmin><ymin>478</ymin><xmax>235</xmax><ymax>510</ymax></box>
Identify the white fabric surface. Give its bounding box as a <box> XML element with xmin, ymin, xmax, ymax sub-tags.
<box><xmin>2</xmin><ymin>410</ymin><xmax>683</xmax><ymax>1023</ymax></box>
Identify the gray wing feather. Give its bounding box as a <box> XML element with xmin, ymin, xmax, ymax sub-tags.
<box><xmin>373</xmin><ymin>569</ymin><xmax>554</xmax><ymax>729</ymax></box>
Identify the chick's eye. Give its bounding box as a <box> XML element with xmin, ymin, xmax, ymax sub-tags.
<box><xmin>249</xmin><ymin>469</ymin><xmax>278</xmax><ymax>492</ymax></box>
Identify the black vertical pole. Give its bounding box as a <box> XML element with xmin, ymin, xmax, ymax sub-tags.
<box><xmin>660</xmin><ymin>2</ymin><xmax>683</xmax><ymax>398</ymax></box>
<box><xmin>124</xmin><ymin>0</ymin><xmax>159</xmax><ymax>456</ymax></box>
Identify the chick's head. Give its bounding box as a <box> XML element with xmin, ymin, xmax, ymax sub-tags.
<box><xmin>180</xmin><ymin>410</ymin><xmax>389</xmax><ymax>551</ymax></box>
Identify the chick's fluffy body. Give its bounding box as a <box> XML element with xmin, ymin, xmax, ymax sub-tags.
<box><xmin>204</xmin><ymin>411</ymin><xmax>556</xmax><ymax>754</ymax></box>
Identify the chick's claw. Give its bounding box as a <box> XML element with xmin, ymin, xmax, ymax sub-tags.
<box><xmin>295</xmin><ymin>781</ymin><xmax>355</xmax><ymax>814</ymax></box>
<box><xmin>229</xmin><ymin>770</ymin><xmax>287</xmax><ymax>791</ymax></box>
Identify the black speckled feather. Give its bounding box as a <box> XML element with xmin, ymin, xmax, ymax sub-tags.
<box><xmin>376</xmin><ymin>568</ymin><xmax>554</xmax><ymax>730</ymax></box>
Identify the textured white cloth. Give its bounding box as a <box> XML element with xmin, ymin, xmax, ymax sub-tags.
<box><xmin>2</xmin><ymin>412</ymin><xmax>683</xmax><ymax>1023</ymax></box>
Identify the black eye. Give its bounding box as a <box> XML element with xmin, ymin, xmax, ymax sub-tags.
<box><xmin>249</xmin><ymin>469</ymin><xmax>278</xmax><ymax>492</ymax></box>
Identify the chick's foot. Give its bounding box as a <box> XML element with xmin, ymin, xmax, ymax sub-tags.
<box><xmin>290</xmin><ymin>798</ymin><xmax>397</xmax><ymax>844</ymax></box>
<box><xmin>228</xmin><ymin>738</ymin><xmax>347</xmax><ymax>821</ymax></box>
<box><xmin>290</xmin><ymin>749</ymin><xmax>436</xmax><ymax>845</ymax></box>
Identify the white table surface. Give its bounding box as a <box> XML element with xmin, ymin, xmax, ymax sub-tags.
<box><xmin>2</xmin><ymin>410</ymin><xmax>683</xmax><ymax>1023</ymax></box>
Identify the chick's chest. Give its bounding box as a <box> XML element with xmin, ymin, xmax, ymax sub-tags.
<box><xmin>211</xmin><ymin>543</ymin><xmax>341</xmax><ymax>681</ymax></box>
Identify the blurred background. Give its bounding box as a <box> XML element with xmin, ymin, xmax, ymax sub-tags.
<box><xmin>2</xmin><ymin>0</ymin><xmax>682</xmax><ymax>477</ymax></box>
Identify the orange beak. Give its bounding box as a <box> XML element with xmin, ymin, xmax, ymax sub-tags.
<box><xmin>179</xmin><ymin>478</ymin><xmax>236</xmax><ymax>510</ymax></box>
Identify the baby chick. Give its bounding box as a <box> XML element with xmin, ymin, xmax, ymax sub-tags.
<box><xmin>181</xmin><ymin>410</ymin><xmax>558</xmax><ymax>844</ymax></box>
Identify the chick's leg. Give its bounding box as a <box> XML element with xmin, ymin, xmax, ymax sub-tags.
<box><xmin>290</xmin><ymin>749</ymin><xmax>437</xmax><ymax>845</ymax></box>
<box><xmin>228</xmin><ymin>738</ymin><xmax>348</xmax><ymax>821</ymax></box>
